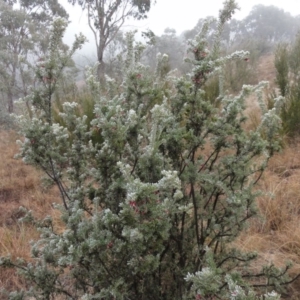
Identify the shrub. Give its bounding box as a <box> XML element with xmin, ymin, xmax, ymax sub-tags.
<box><xmin>222</xmin><ymin>46</ymin><xmax>257</xmax><ymax>93</ymax></box>
<box><xmin>273</xmin><ymin>34</ymin><xmax>300</xmax><ymax>138</ymax></box>
<box><xmin>0</xmin><ymin>3</ymin><xmax>292</xmax><ymax>299</ymax></box>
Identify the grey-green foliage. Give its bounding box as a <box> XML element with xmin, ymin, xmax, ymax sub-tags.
<box><xmin>0</xmin><ymin>2</ymin><xmax>290</xmax><ymax>299</ymax></box>
<box><xmin>240</xmin><ymin>5</ymin><xmax>300</xmax><ymax>45</ymax></box>
<box><xmin>185</xmin><ymin>4</ymin><xmax>300</xmax><ymax>57</ymax></box>
<box><xmin>68</xmin><ymin>0</ymin><xmax>154</xmax><ymax>80</ymax></box>
<box><xmin>0</xmin><ymin>0</ymin><xmax>68</xmax><ymax>113</ymax></box>
<box><xmin>0</xmin><ymin>1</ymin><xmax>31</xmax><ymax>114</ymax></box>
<box><xmin>142</xmin><ymin>27</ymin><xmax>186</xmax><ymax>74</ymax></box>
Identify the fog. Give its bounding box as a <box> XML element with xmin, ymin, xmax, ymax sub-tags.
<box><xmin>59</xmin><ymin>0</ymin><xmax>300</xmax><ymax>66</ymax></box>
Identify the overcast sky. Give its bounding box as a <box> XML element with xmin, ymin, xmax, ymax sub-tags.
<box><xmin>60</xmin><ymin>0</ymin><xmax>300</xmax><ymax>60</ymax></box>
<box><xmin>127</xmin><ymin>0</ymin><xmax>300</xmax><ymax>35</ymax></box>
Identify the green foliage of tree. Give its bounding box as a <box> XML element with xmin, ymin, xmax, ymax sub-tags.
<box><xmin>68</xmin><ymin>0</ymin><xmax>155</xmax><ymax>80</ymax></box>
<box><xmin>142</xmin><ymin>28</ymin><xmax>186</xmax><ymax>73</ymax></box>
<box><xmin>275</xmin><ymin>44</ymin><xmax>289</xmax><ymax>97</ymax></box>
<box><xmin>0</xmin><ymin>0</ymin><xmax>68</xmax><ymax>114</ymax></box>
<box><xmin>241</xmin><ymin>5</ymin><xmax>299</xmax><ymax>44</ymax></box>
<box><xmin>273</xmin><ymin>33</ymin><xmax>300</xmax><ymax>138</ymax></box>
<box><xmin>0</xmin><ymin>2</ymin><xmax>294</xmax><ymax>299</ymax></box>
<box><xmin>185</xmin><ymin>4</ymin><xmax>300</xmax><ymax>59</ymax></box>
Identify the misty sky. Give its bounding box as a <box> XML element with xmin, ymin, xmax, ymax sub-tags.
<box><xmin>129</xmin><ymin>0</ymin><xmax>300</xmax><ymax>35</ymax></box>
<box><xmin>60</xmin><ymin>0</ymin><xmax>300</xmax><ymax>60</ymax></box>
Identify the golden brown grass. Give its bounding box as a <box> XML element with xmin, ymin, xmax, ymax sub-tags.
<box><xmin>0</xmin><ymin>129</ymin><xmax>61</xmax><ymax>292</ymax></box>
<box><xmin>256</xmin><ymin>53</ymin><xmax>276</xmax><ymax>85</ymax></box>
<box><xmin>228</xmin><ymin>52</ymin><xmax>300</xmax><ymax>297</ymax></box>
<box><xmin>234</xmin><ymin>142</ymin><xmax>300</xmax><ymax>298</ymax></box>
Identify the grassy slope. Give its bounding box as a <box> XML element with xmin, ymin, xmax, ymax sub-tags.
<box><xmin>236</xmin><ymin>53</ymin><xmax>300</xmax><ymax>299</ymax></box>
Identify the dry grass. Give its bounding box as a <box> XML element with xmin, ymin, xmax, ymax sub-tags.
<box><xmin>234</xmin><ymin>143</ymin><xmax>300</xmax><ymax>298</ymax></box>
<box><xmin>230</xmin><ymin>88</ymin><xmax>300</xmax><ymax>297</ymax></box>
<box><xmin>0</xmin><ymin>129</ymin><xmax>61</xmax><ymax>292</ymax></box>
<box><xmin>256</xmin><ymin>53</ymin><xmax>276</xmax><ymax>85</ymax></box>
<box><xmin>230</xmin><ymin>53</ymin><xmax>300</xmax><ymax>298</ymax></box>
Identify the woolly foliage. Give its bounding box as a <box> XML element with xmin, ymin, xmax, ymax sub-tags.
<box><xmin>0</xmin><ymin>3</ymin><xmax>288</xmax><ymax>300</ymax></box>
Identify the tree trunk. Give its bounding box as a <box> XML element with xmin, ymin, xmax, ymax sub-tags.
<box><xmin>7</xmin><ymin>90</ymin><xmax>14</xmax><ymax>113</ymax></box>
<box><xmin>97</xmin><ymin>58</ymin><xmax>106</xmax><ymax>84</ymax></box>
<box><xmin>97</xmin><ymin>33</ymin><xmax>107</xmax><ymax>85</ymax></box>
<box><xmin>7</xmin><ymin>63</ymin><xmax>17</xmax><ymax>113</ymax></box>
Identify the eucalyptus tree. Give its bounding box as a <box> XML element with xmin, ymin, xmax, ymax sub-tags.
<box><xmin>0</xmin><ymin>0</ymin><xmax>67</xmax><ymax>113</ymax></box>
<box><xmin>68</xmin><ymin>0</ymin><xmax>154</xmax><ymax>80</ymax></box>
<box><xmin>241</xmin><ymin>5</ymin><xmax>298</xmax><ymax>43</ymax></box>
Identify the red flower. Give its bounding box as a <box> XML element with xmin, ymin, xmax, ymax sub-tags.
<box><xmin>129</xmin><ymin>200</ymin><xmax>136</xmax><ymax>208</ymax></box>
<box><xmin>107</xmin><ymin>241</ymin><xmax>113</xmax><ymax>249</ymax></box>
<box><xmin>129</xmin><ymin>201</ymin><xmax>139</xmax><ymax>213</ymax></box>
<box><xmin>43</xmin><ymin>76</ymin><xmax>56</xmax><ymax>83</ymax></box>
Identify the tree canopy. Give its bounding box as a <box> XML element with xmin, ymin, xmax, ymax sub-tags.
<box><xmin>68</xmin><ymin>0</ymin><xmax>155</xmax><ymax>79</ymax></box>
<box><xmin>0</xmin><ymin>0</ymin><xmax>68</xmax><ymax>113</ymax></box>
